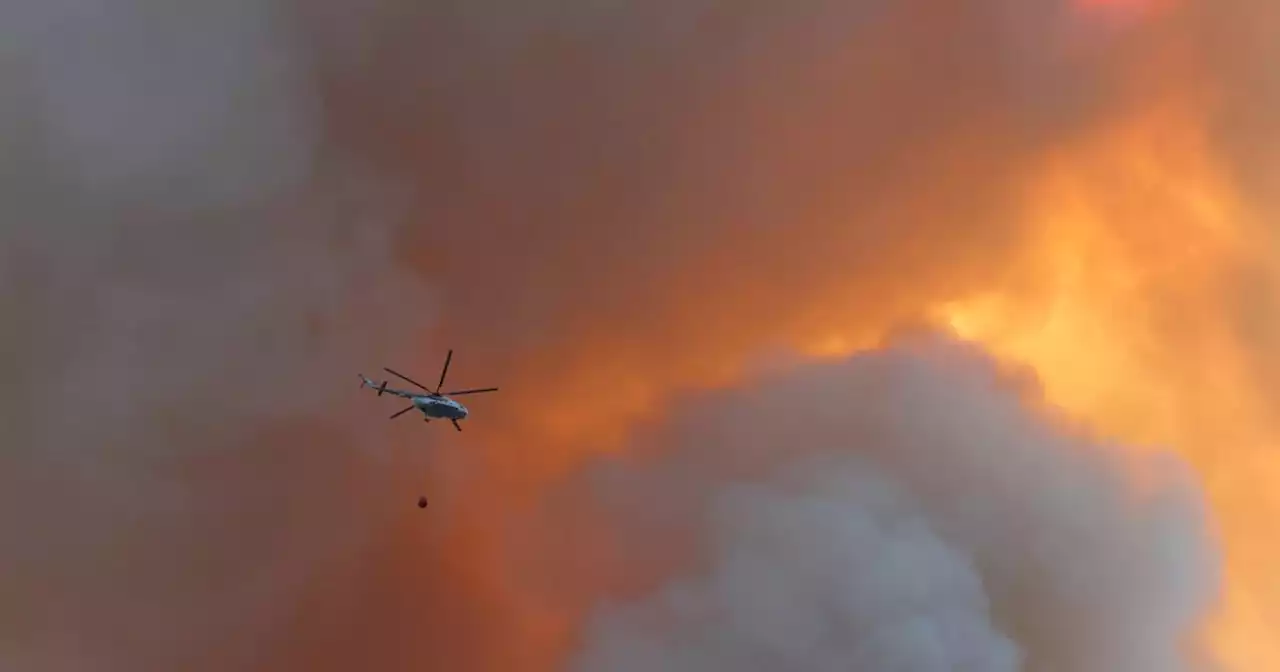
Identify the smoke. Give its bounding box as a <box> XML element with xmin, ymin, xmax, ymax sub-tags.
<box><xmin>560</xmin><ymin>337</ymin><xmax>1219</xmax><ymax>671</ymax></box>
<box><xmin>1</xmin><ymin>0</ymin><xmax>1270</xmax><ymax>670</ymax></box>
<box><xmin>0</xmin><ymin>1</ymin><xmax>437</xmax><ymax>669</ymax></box>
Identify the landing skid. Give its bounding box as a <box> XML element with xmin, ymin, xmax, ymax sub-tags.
<box><xmin>423</xmin><ymin>417</ymin><xmax>462</xmax><ymax>432</ymax></box>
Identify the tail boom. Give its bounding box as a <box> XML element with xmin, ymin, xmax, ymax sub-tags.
<box><xmin>359</xmin><ymin>375</ymin><xmax>390</xmax><ymax>396</ymax></box>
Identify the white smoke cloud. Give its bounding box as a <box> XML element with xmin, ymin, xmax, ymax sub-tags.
<box><xmin>563</xmin><ymin>336</ymin><xmax>1220</xmax><ymax>671</ymax></box>
<box><xmin>574</xmin><ymin>459</ymin><xmax>1023</xmax><ymax>672</ymax></box>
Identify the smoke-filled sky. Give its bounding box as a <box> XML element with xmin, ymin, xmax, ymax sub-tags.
<box><xmin>3</xmin><ymin>0</ymin><xmax>1277</xmax><ymax>670</ymax></box>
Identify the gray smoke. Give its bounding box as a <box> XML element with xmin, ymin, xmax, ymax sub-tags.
<box><xmin>576</xmin><ymin>461</ymin><xmax>1024</xmax><ymax>672</ymax></box>
<box><xmin>0</xmin><ymin>0</ymin><xmax>1263</xmax><ymax>670</ymax></box>
<box><xmin>559</xmin><ymin>337</ymin><xmax>1220</xmax><ymax>671</ymax></box>
<box><xmin>1</xmin><ymin>1</ymin><xmax>435</xmax><ymax>670</ymax></box>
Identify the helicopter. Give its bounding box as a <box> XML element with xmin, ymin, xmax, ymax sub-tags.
<box><xmin>359</xmin><ymin>349</ymin><xmax>498</xmax><ymax>431</ymax></box>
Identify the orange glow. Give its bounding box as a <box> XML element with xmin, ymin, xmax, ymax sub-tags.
<box><xmin>410</xmin><ymin>14</ymin><xmax>1277</xmax><ymax>670</ymax></box>
<box><xmin>469</xmin><ymin>102</ymin><xmax>1279</xmax><ymax>669</ymax></box>
<box><xmin>931</xmin><ymin>102</ymin><xmax>1280</xmax><ymax>669</ymax></box>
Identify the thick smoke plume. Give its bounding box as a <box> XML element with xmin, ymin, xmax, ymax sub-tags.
<box><xmin>2</xmin><ymin>0</ymin><xmax>1273</xmax><ymax>670</ymax></box>
<box><xmin>1</xmin><ymin>1</ymin><xmax>438</xmax><ymax>670</ymax></box>
<box><xmin>556</xmin><ymin>337</ymin><xmax>1218</xmax><ymax>671</ymax></box>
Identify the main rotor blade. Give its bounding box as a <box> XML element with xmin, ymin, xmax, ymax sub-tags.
<box><xmin>436</xmin><ymin>349</ymin><xmax>453</xmax><ymax>393</ymax></box>
<box><xmin>384</xmin><ymin>367</ymin><xmax>432</xmax><ymax>393</ymax></box>
<box><xmin>442</xmin><ymin>387</ymin><xmax>498</xmax><ymax>396</ymax></box>
<box><xmin>390</xmin><ymin>405</ymin><xmax>416</xmax><ymax>419</ymax></box>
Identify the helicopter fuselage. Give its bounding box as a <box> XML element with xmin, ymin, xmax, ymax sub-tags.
<box><xmin>413</xmin><ymin>394</ymin><xmax>468</xmax><ymax>420</ymax></box>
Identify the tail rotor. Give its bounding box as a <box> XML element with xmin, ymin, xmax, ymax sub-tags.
<box><xmin>358</xmin><ymin>374</ymin><xmax>390</xmax><ymax>396</ymax></box>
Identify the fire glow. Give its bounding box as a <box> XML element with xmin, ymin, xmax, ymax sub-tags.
<box><xmin>935</xmin><ymin>112</ymin><xmax>1279</xmax><ymax>669</ymax></box>
<box><xmin>485</xmin><ymin>102</ymin><xmax>1278</xmax><ymax>669</ymax></box>
<box><xmin>790</xmin><ymin>102</ymin><xmax>1277</xmax><ymax>670</ymax></box>
<box><xmin>476</xmin><ymin>11</ymin><xmax>1277</xmax><ymax>670</ymax></box>
<box><xmin>8</xmin><ymin>1</ymin><xmax>1278</xmax><ymax>670</ymax></box>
